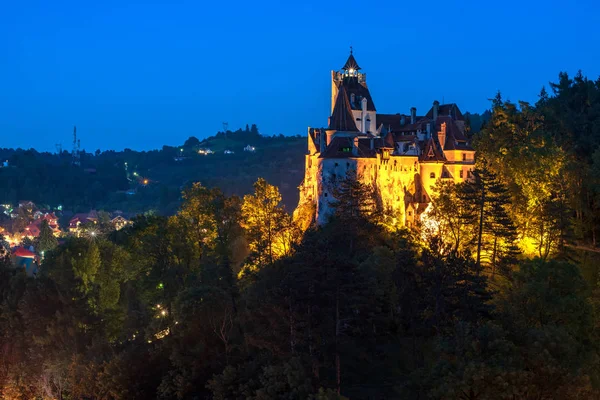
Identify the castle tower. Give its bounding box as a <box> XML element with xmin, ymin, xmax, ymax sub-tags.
<box><xmin>331</xmin><ymin>48</ymin><xmax>376</xmax><ymax>135</ymax></box>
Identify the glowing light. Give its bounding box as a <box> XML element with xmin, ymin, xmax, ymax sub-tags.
<box><xmin>161</xmin><ymin>310</ymin><xmax>167</xmax><ymax>316</ymax></box>
<box><xmin>143</xmin><ymin>179</ymin><xmax>149</xmax><ymax>185</ymax></box>
<box><xmin>419</xmin><ymin>203</ymin><xmax>440</xmax><ymax>241</ymax></box>
<box><xmin>154</xmin><ymin>328</ymin><xmax>170</xmax><ymax>339</ymax></box>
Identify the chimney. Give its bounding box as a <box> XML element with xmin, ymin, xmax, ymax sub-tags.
<box><xmin>400</xmin><ymin>115</ymin><xmax>406</xmax><ymax>126</ymax></box>
<box><xmin>438</xmin><ymin>122</ymin><xmax>447</xmax><ymax>150</ymax></box>
<box><xmin>433</xmin><ymin>100</ymin><xmax>439</xmax><ymax>122</ymax></box>
<box><xmin>426</xmin><ymin>123</ymin><xmax>431</xmax><ymax>138</ymax></box>
<box><xmin>370</xmin><ymin>136</ymin><xmax>374</xmax><ymax>150</ymax></box>
<box><xmin>353</xmin><ymin>136</ymin><xmax>359</xmax><ymax>156</ymax></box>
<box><xmin>410</xmin><ymin>107</ymin><xmax>416</xmax><ymax>124</ymax></box>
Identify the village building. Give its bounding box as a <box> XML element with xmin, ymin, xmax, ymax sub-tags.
<box><xmin>295</xmin><ymin>50</ymin><xmax>476</xmax><ymax>226</ymax></box>
<box><xmin>111</xmin><ymin>215</ymin><xmax>132</xmax><ymax>231</ymax></box>
<box><xmin>69</xmin><ymin>210</ymin><xmax>99</xmax><ymax>234</ymax></box>
<box><xmin>23</xmin><ymin>212</ymin><xmax>61</xmax><ymax>239</ymax></box>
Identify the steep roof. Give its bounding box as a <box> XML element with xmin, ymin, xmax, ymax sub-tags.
<box><xmin>329</xmin><ymin>86</ymin><xmax>359</xmax><ymax>132</ymax></box>
<box><xmin>342</xmin><ymin>53</ymin><xmax>361</xmax><ymax>71</ymax></box>
<box><xmin>425</xmin><ymin>103</ymin><xmax>465</xmax><ymax>121</ymax></box>
<box><xmin>434</xmin><ymin>116</ymin><xmax>474</xmax><ymax>151</ymax></box>
<box><xmin>377</xmin><ymin>113</ymin><xmax>404</xmax><ymax>132</ymax></box>
<box><xmin>421</xmin><ymin>137</ymin><xmax>445</xmax><ymax>162</ymax></box>
<box><xmin>338</xmin><ymin>78</ymin><xmax>376</xmax><ymax>111</ymax></box>
<box><xmin>13</xmin><ymin>247</ymin><xmax>35</xmax><ymax>258</ymax></box>
<box><xmin>320</xmin><ymin>136</ymin><xmax>379</xmax><ymax>158</ymax></box>
<box><xmin>377</xmin><ymin>113</ymin><xmax>429</xmax><ymax>133</ymax></box>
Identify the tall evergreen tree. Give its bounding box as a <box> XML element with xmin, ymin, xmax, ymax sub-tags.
<box><xmin>461</xmin><ymin>161</ymin><xmax>520</xmax><ymax>277</ymax></box>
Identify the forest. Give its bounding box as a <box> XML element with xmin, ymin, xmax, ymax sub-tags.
<box><xmin>1</xmin><ymin>71</ymin><xmax>600</xmax><ymax>399</ymax></box>
<box><xmin>0</xmin><ymin>124</ymin><xmax>306</xmax><ymax>215</ymax></box>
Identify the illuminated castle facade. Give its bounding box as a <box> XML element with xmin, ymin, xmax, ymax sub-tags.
<box><xmin>296</xmin><ymin>50</ymin><xmax>476</xmax><ymax>226</ymax></box>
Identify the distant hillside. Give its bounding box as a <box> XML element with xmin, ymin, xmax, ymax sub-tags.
<box><xmin>0</xmin><ymin>115</ymin><xmax>491</xmax><ymax>216</ymax></box>
<box><xmin>0</xmin><ymin>126</ymin><xmax>307</xmax><ymax>215</ymax></box>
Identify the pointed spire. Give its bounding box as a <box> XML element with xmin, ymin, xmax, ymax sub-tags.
<box><xmin>342</xmin><ymin>47</ymin><xmax>361</xmax><ymax>71</ymax></box>
<box><xmin>329</xmin><ymin>86</ymin><xmax>358</xmax><ymax>132</ymax></box>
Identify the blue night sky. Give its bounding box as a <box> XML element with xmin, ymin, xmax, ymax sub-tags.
<box><xmin>1</xmin><ymin>0</ymin><xmax>599</xmax><ymax>152</ymax></box>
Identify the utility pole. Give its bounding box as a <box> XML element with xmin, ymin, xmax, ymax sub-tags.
<box><xmin>223</xmin><ymin>122</ymin><xmax>229</xmax><ymax>140</ymax></box>
<box><xmin>71</xmin><ymin>126</ymin><xmax>80</xmax><ymax>166</ymax></box>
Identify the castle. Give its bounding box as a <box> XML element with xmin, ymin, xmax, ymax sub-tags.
<box><xmin>296</xmin><ymin>50</ymin><xmax>476</xmax><ymax>227</ymax></box>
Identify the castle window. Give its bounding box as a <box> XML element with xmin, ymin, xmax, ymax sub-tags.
<box><xmin>324</xmin><ymin>193</ymin><xmax>328</xmax><ymax>197</ymax></box>
<box><xmin>462</xmin><ymin>153</ymin><xmax>467</xmax><ymax>161</ymax></box>
<box><xmin>460</xmin><ymin>170</ymin><xmax>464</xmax><ymax>178</ymax></box>
<box><xmin>430</xmin><ymin>172</ymin><xmax>436</xmax><ymax>179</ymax></box>
<box><xmin>334</xmin><ymin>163</ymin><xmax>338</xmax><ymax>167</ymax></box>
<box><xmin>346</xmin><ymin>162</ymin><xmax>350</xmax><ymax>168</ymax></box>
<box><xmin>408</xmin><ymin>211</ymin><xmax>412</xmax><ymax>216</ymax></box>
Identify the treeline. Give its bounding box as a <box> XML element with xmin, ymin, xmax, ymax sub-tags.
<box><xmin>1</xmin><ymin>171</ymin><xmax>600</xmax><ymax>399</ymax></box>
<box><xmin>474</xmin><ymin>72</ymin><xmax>600</xmax><ymax>256</ymax></box>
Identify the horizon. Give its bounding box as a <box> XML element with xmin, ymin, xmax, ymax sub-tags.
<box><xmin>2</xmin><ymin>0</ymin><xmax>599</xmax><ymax>152</ymax></box>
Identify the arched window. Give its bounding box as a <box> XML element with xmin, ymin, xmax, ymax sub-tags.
<box><xmin>430</xmin><ymin>172</ymin><xmax>436</xmax><ymax>179</ymax></box>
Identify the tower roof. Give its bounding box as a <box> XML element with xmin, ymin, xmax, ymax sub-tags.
<box><xmin>342</xmin><ymin>50</ymin><xmax>361</xmax><ymax>71</ymax></box>
<box><xmin>329</xmin><ymin>86</ymin><xmax>359</xmax><ymax>132</ymax></box>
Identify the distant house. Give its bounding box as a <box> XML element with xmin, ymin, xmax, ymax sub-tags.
<box><xmin>224</xmin><ymin>150</ymin><xmax>234</xmax><ymax>155</ymax></box>
<box><xmin>244</xmin><ymin>145</ymin><xmax>256</xmax><ymax>152</ymax></box>
<box><xmin>18</xmin><ymin>200</ymin><xmax>35</xmax><ymax>210</ymax></box>
<box><xmin>24</xmin><ymin>223</ymin><xmax>41</xmax><ymax>239</ymax></box>
<box><xmin>24</xmin><ymin>212</ymin><xmax>61</xmax><ymax>239</ymax></box>
<box><xmin>111</xmin><ymin>215</ymin><xmax>132</xmax><ymax>231</ymax></box>
<box><xmin>198</xmin><ymin>148</ymin><xmax>214</xmax><ymax>155</ymax></box>
<box><xmin>69</xmin><ymin>210</ymin><xmax>99</xmax><ymax>234</ymax></box>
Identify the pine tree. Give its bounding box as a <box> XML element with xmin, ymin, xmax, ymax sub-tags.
<box><xmin>461</xmin><ymin>161</ymin><xmax>520</xmax><ymax>278</ymax></box>
<box><xmin>328</xmin><ymin>171</ymin><xmax>381</xmax><ymax>224</ymax></box>
<box><xmin>36</xmin><ymin>220</ymin><xmax>58</xmax><ymax>253</ymax></box>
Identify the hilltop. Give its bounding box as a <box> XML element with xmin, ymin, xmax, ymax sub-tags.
<box><xmin>0</xmin><ymin>125</ymin><xmax>306</xmax><ymax>215</ymax></box>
